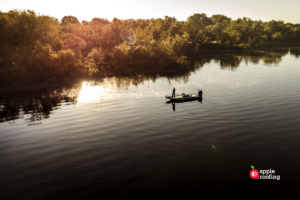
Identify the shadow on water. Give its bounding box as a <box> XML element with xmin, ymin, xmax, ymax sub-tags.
<box><xmin>0</xmin><ymin>48</ymin><xmax>296</xmax><ymax>124</ymax></box>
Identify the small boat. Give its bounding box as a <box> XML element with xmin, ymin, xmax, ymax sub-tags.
<box><xmin>165</xmin><ymin>93</ymin><xmax>202</xmax><ymax>101</ymax></box>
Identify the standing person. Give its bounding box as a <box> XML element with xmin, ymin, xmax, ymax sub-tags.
<box><xmin>198</xmin><ymin>89</ymin><xmax>203</xmax><ymax>97</ymax></box>
<box><xmin>172</xmin><ymin>87</ymin><xmax>176</xmax><ymax>97</ymax></box>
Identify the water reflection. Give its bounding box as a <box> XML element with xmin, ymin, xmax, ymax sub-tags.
<box><xmin>194</xmin><ymin>48</ymin><xmax>293</xmax><ymax>70</ymax></box>
<box><xmin>290</xmin><ymin>48</ymin><xmax>300</xmax><ymax>58</ymax></box>
<box><xmin>0</xmin><ymin>88</ymin><xmax>78</xmax><ymax>124</ymax></box>
<box><xmin>198</xmin><ymin>97</ymin><xmax>203</xmax><ymax>104</ymax></box>
<box><xmin>0</xmin><ymin>48</ymin><xmax>298</xmax><ymax>124</ymax></box>
<box><xmin>77</xmin><ymin>81</ymin><xmax>105</xmax><ymax>103</ymax></box>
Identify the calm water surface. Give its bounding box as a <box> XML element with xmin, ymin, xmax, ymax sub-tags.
<box><xmin>1</xmin><ymin>51</ymin><xmax>300</xmax><ymax>199</ymax></box>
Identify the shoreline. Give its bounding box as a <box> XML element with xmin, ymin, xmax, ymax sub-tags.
<box><xmin>1</xmin><ymin>47</ymin><xmax>299</xmax><ymax>92</ymax></box>
<box><xmin>197</xmin><ymin>46</ymin><xmax>300</xmax><ymax>52</ymax></box>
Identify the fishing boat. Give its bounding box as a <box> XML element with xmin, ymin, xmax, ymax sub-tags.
<box><xmin>165</xmin><ymin>93</ymin><xmax>202</xmax><ymax>101</ymax></box>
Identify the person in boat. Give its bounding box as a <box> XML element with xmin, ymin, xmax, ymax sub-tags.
<box><xmin>172</xmin><ymin>87</ymin><xmax>176</xmax><ymax>97</ymax></box>
<box><xmin>198</xmin><ymin>89</ymin><xmax>203</xmax><ymax>96</ymax></box>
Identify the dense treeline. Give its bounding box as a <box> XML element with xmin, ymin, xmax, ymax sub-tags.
<box><xmin>1</xmin><ymin>10</ymin><xmax>300</xmax><ymax>86</ymax></box>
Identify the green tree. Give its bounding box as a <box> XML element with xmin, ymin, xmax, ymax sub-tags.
<box><xmin>210</xmin><ymin>15</ymin><xmax>231</xmax><ymax>25</ymax></box>
<box><xmin>185</xmin><ymin>14</ymin><xmax>205</xmax><ymax>41</ymax></box>
<box><xmin>61</xmin><ymin>16</ymin><xmax>80</xmax><ymax>26</ymax></box>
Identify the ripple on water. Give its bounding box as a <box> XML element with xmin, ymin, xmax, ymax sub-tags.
<box><xmin>1</xmin><ymin>55</ymin><xmax>300</xmax><ymax>199</ymax></box>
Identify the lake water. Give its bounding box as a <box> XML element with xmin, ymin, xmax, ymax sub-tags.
<box><xmin>1</xmin><ymin>50</ymin><xmax>300</xmax><ymax>199</ymax></box>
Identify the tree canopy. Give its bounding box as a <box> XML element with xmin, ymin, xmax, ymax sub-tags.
<box><xmin>1</xmin><ymin>10</ymin><xmax>300</xmax><ymax>87</ymax></box>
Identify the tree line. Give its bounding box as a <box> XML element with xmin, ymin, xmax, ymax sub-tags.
<box><xmin>1</xmin><ymin>10</ymin><xmax>300</xmax><ymax>86</ymax></box>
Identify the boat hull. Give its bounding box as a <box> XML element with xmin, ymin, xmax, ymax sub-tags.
<box><xmin>165</xmin><ymin>94</ymin><xmax>202</xmax><ymax>101</ymax></box>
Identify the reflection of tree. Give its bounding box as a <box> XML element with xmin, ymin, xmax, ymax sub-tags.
<box><xmin>101</xmin><ymin>72</ymin><xmax>192</xmax><ymax>89</ymax></box>
<box><xmin>0</xmin><ymin>88</ymin><xmax>77</xmax><ymax>124</ymax></box>
<box><xmin>290</xmin><ymin>48</ymin><xmax>300</xmax><ymax>58</ymax></box>
<box><xmin>194</xmin><ymin>53</ymin><xmax>242</xmax><ymax>71</ymax></box>
<box><xmin>0</xmin><ymin>100</ymin><xmax>19</xmax><ymax>122</ymax></box>
<box><xmin>103</xmin><ymin>49</ymin><xmax>290</xmax><ymax>84</ymax></box>
<box><xmin>219</xmin><ymin>55</ymin><xmax>242</xmax><ymax>71</ymax></box>
<box><xmin>195</xmin><ymin>49</ymin><xmax>288</xmax><ymax>71</ymax></box>
<box><xmin>0</xmin><ymin>49</ymin><xmax>292</xmax><ymax>124</ymax></box>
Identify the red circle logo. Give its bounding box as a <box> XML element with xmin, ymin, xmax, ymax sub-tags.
<box><xmin>250</xmin><ymin>169</ymin><xmax>259</xmax><ymax>179</ymax></box>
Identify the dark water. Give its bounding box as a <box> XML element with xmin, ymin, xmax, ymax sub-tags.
<box><xmin>1</xmin><ymin>50</ymin><xmax>300</xmax><ymax>199</ymax></box>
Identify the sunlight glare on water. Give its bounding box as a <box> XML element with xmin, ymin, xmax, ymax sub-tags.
<box><xmin>77</xmin><ymin>81</ymin><xmax>106</xmax><ymax>103</ymax></box>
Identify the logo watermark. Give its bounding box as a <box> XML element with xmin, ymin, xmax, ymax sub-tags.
<box><xmin>249</xmin><ymin>166</ymin><xmax>280</xmax><ymax>180</ymax></box>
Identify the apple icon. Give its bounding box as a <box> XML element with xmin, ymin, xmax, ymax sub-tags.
<box><xmin>250</xmin><ymin>165</ymin><xmax>259</xmax><ymax>179</ymax></box>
